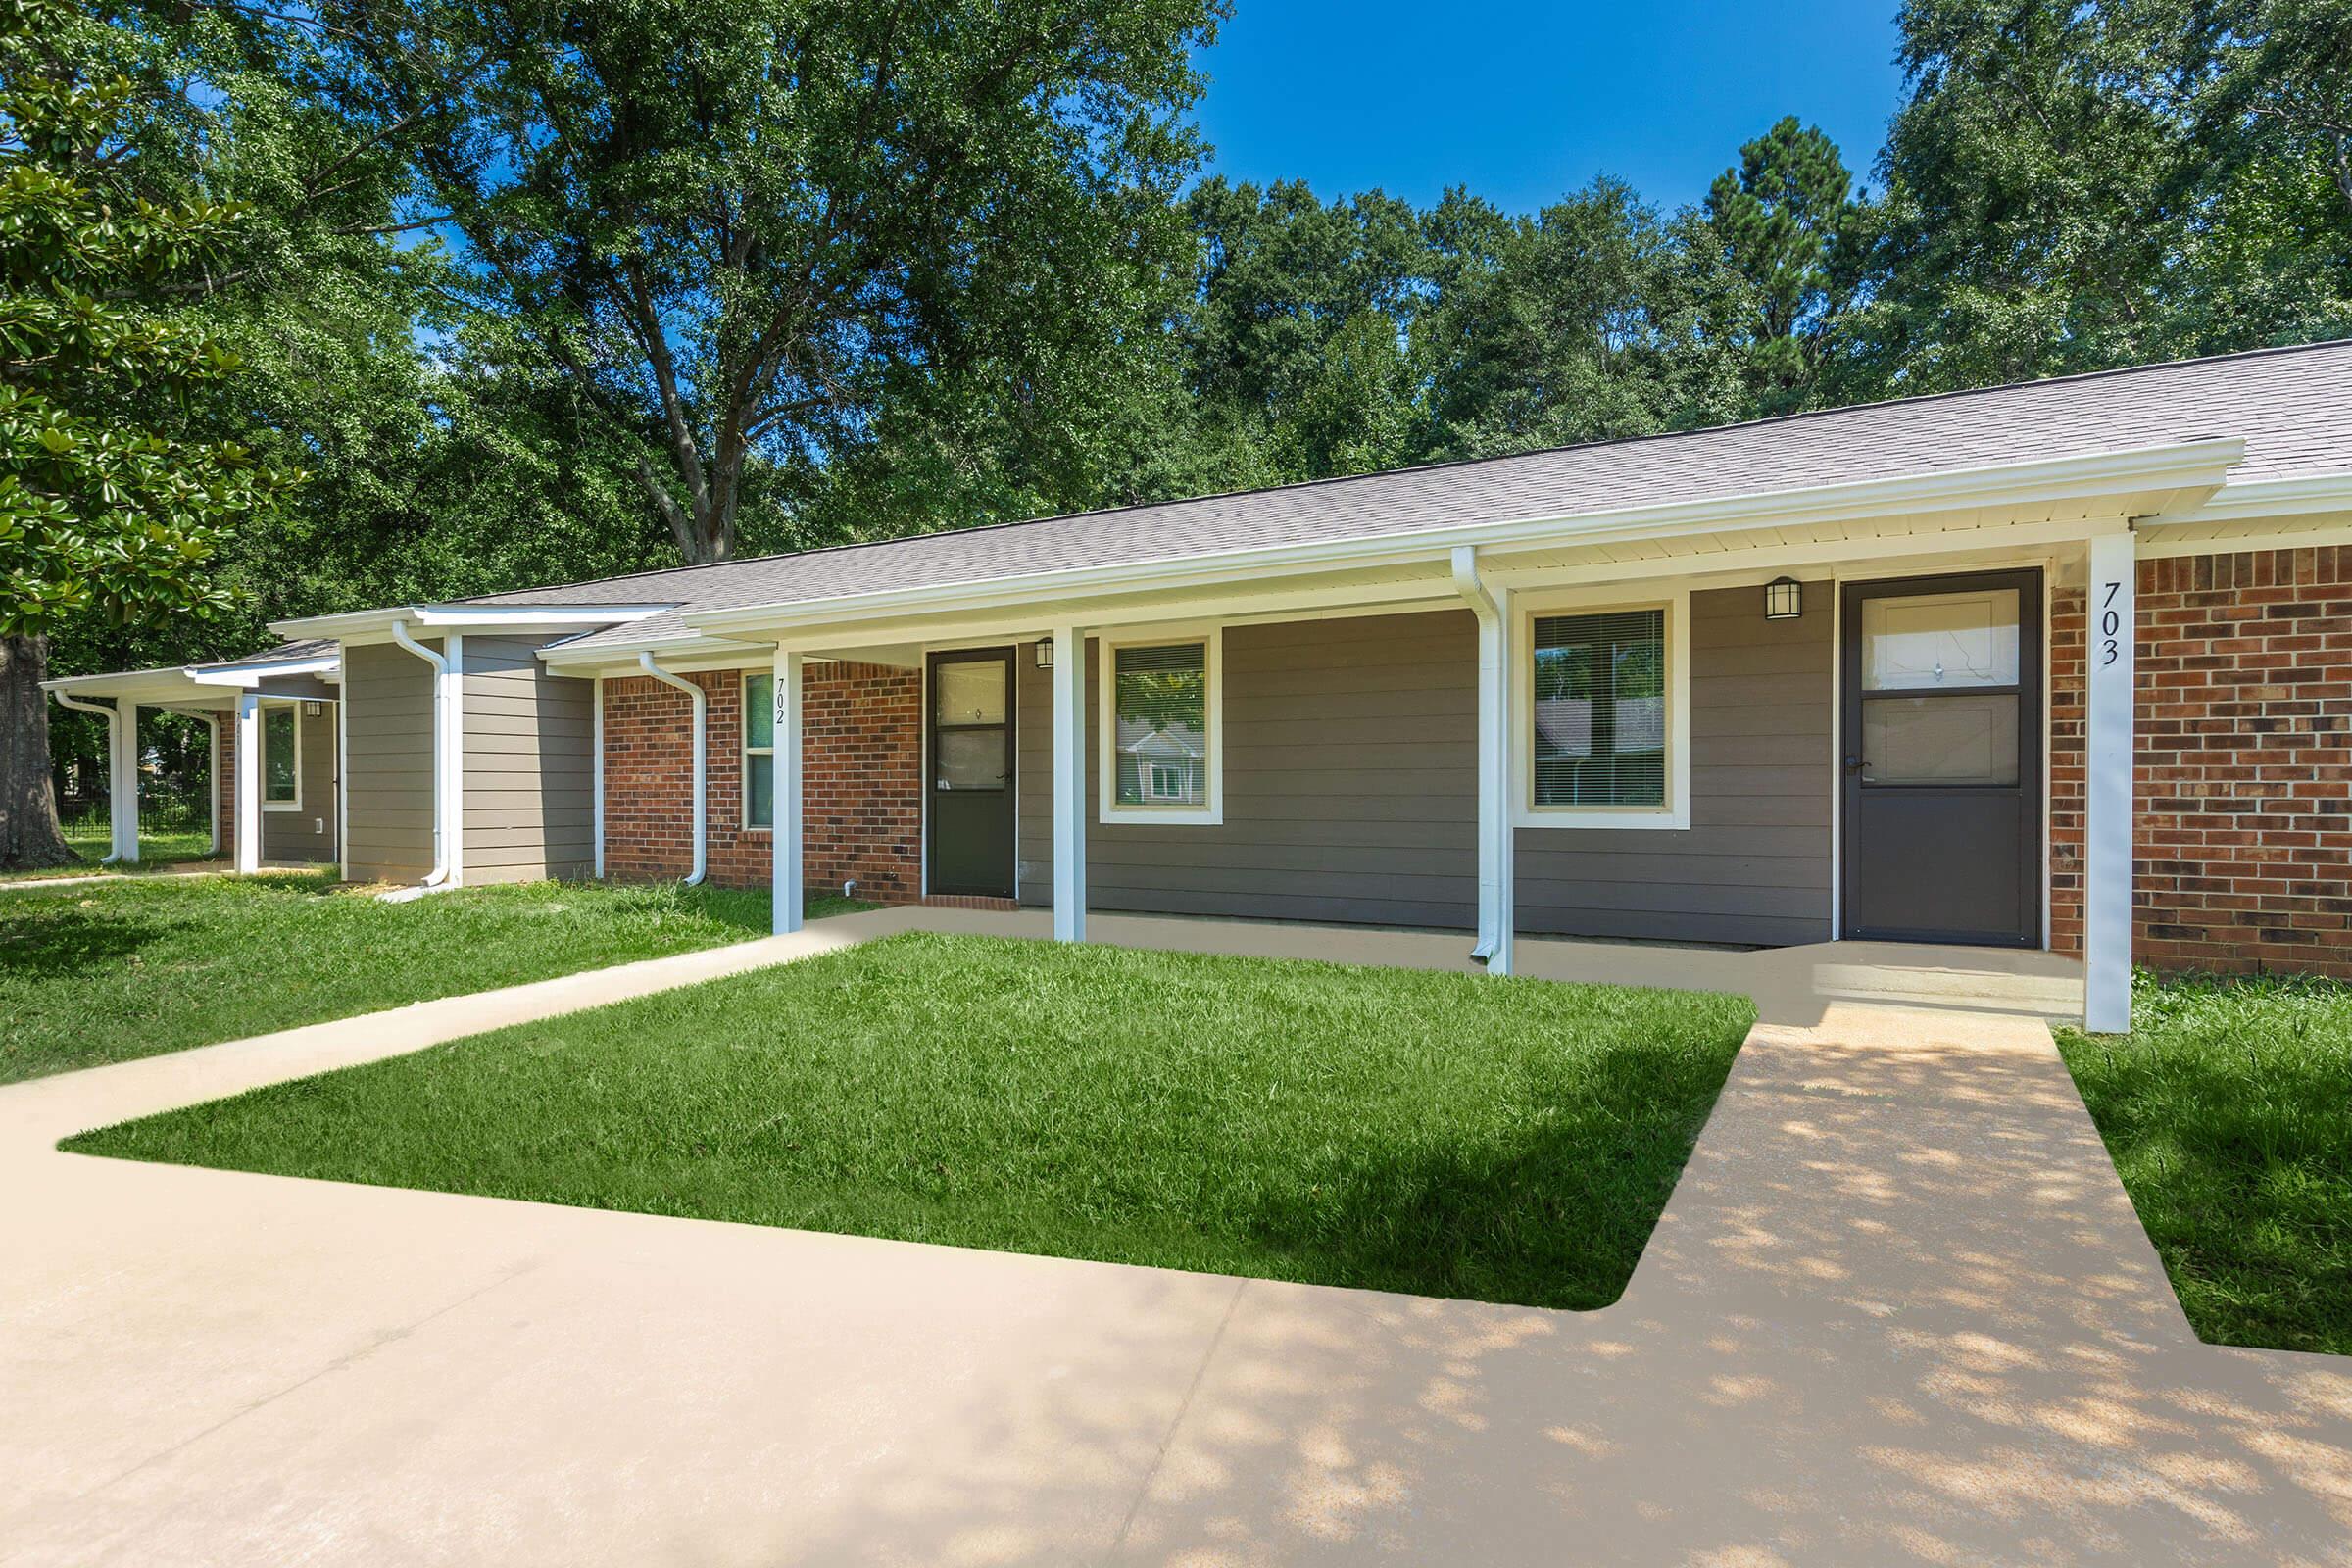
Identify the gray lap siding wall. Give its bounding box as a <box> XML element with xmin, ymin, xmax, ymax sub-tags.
<box><xmin>258</xmin><ymin>702</ymin><xmax>338</xmax><ymax>864</ymax></box>
<box><xmin>1013</xmin><ymin>591</ymin><xmax>1834</xmax><ymax>945</ymax></box>
<box><xmin>341</xmin><ymin>639</ymin><xmax>437</xmax><ymax>883</ymax></box>
<box><xmin>461</xmin><ymin>634</ymin><xmax>595</xmax><ymax>884</ymax></box>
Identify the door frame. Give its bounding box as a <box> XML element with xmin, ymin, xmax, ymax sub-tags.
<box><xmin>1837</xmin><ymin>566</ymin><xmax>2045</xmax><ymax>947</ymax></box>
<box><xmin>923</xmin><ymin>645</ymin><xmax>1018</xmax><ymax>899</ymax></box>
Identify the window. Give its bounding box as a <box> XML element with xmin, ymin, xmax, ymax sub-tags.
<box><xmin>262</xmin><ymin>705</ymin><xmax>300</xmax><ymax>808</ymax></box>
<box><xmin>1101</xmin><ymin>632</ymin><xmax>1220</xmax><ymax>823</ymax></box>
<box><xmin>1525</xmin><ymin>602</ymin><xmax>1684</xmax><ymax>825</ymax></box>
<box><xmin>743</xmin><ymin>672</ymin><xmax>775</xmax><ymax>829</ymax></box>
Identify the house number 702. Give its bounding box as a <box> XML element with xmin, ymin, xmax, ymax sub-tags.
<box><xmin>2098</xmin><ymin>580</ymin><xmax>2124</xmax><ymax>667</ymax></box>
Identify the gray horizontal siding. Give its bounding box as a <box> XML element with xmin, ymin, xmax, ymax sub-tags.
<box><xmin>259</xmin><ymin>701</ymin><xmax>337</xmax><ymax>864</ymax></box>
<box><xmin>461</xmin><ymin>634</ymin><xmax>594</xmax><ymax>883</ymax></box>
<box><xmin>1515</xmin><ymin>581</ymin><xmax>1834</xmax><ymax>944</ymax></box>
<box><xmin>342</xmin><ymin>639</ymin><xmax>436</xmax><ymax>881</ymax></box>
<box><xmin>1011</xmin><ymin>586</ymin><xmax>1833</xmax><ymax>947</ymax></box>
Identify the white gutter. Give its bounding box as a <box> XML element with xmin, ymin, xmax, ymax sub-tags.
<box><xmin>636</xmin><ymin>651</ymin><xmax>707</xmax><ymax>887</ymax></box>
<box><xmin>51</xmin><ymin>691</ymin><xmax>125</xmax><ymax>864</ymax></box>
<box><xmin>270</xmin><ymin>603</ymin><xmax>674</xmax><ymax>641</ymax></box>
<box><xmin>1449</xmin><ymin>546</ymin><xmax>1512</xmax><ymax>974</ymax></box>
<box><xmin>388</xmin><ymin>620</ymin><xmax>455</xmax><ymax>891</ymax></box>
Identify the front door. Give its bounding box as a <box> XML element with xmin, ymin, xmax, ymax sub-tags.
<box><xmin>926</xmin><ymin>648</ymin><xmax>1016</xmax><ymax>898</ymax></box>
<box><xmin>1840</xmin><ymin>570</ymin><xmax>2042</xmax><ymax>946</ymax></box>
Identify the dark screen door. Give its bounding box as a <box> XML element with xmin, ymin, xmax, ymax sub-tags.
<box><xmin>1840</xmin><ymin>570</ymin><xmax>2042</xmax><ymax>946</ymax></box>
<box><xmin>926</xmin><ymin>648</ymin><xmax>1016</xmax><ymax>898</ymax></box>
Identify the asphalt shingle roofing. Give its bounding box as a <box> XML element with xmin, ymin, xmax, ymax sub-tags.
<box><xmin>461</xmin><ymin>338</ymin><xmax>2352</xmax><ymax>652</ymax></box>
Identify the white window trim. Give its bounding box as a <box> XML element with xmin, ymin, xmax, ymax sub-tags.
<box><xmin>260</xmin><ymin>700</ymin><xmax>303</xmax><ymax>812</ymax></box>
<box><xmin>741</xmin><ymin>668</ymin><xmax>774</xmax><ymax>833</ymax></box>
<box><xmin>1098</xmin><ymin>625</ymin><xmax>1223</xmax><ymax>826</ymax></box>
<box><xmin>1514</xmin><ymin>587</ymin><xmax>1690</xmax><ymax>830</ymax></box>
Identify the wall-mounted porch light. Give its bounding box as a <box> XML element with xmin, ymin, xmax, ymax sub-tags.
<box><xmin>1034</xmin><ymin>638</ymin><xmax>1054</xmax><ymax>669</ymax></box>
<box><xmin>1763</xmin><ymin>577</ymin><xmax>1803</xmax><ymax>621</ymax></box>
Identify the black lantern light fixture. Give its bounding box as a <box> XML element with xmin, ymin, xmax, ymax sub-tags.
<box><xmin>1033</xmin><ymin>638</ymin><xmax>1054</xmax><ymax>669</ymax></box>
<box><xmin>1763</xmin><ymin>576</ymin><xmax>1803</xmax><ymax>621</ymax></box>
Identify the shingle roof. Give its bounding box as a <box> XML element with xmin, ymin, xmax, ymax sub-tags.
<box><xmin>196</xmin><ymin>639</ymin><xmax>340</xmax><ymax>670</ymax></box>
<box><xmin>472</xmin><ymin>338</ymin><xmax>2352</xmax><ymax>652</ymax></box>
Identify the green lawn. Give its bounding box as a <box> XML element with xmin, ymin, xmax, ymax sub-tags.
<box><xmin>0</xmin><ymin>819</ymin><xmax>222</xmax><ymax>881</ymax></box>
<box><xmin>2059</xmin><ymin>972</ymin><xmax>2352</xmax><ymax>1357</ymax></box>
<box><xmin>2</xmin><ymin>874</ymin><xmax>865</xmax><ymax>1084</ymax></box>
<box><xmin>64</xmin><ymin>933</ymin><xmax>1755</xmax><ymax>1310</ymax></box>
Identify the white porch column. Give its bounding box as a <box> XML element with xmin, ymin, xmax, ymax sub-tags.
<box><xmin>115</xmin><ymin>702</ymin><xmax>140</xmax><ymax>863</ymax></box>
<box><xmin>591</xmin><ymin>674</ymin><xmax>605</xmax><ymax>879</ymax></box>
<box><xmin>234</xmin><ymin>692</ymin><xmax>262</xmax><ymax>874</ymax></box>
<box><xmin>203</xmin><ymin>713</ymin><xmax>221</xmax><ymax>856</ymax></box>
<box><xmin>2084</xmin><ymin>529</ymin><xmax>2138</xmax><ymax>1032</ymax></box>
<box><xmin>771</xmin><ymin>649</ymin><xmax>804</xmax><ymax>935</ymax></box>
<box><xmin>1051</xmin><ymin>624</ymin><xmax>1087</xmax><ymax>942</ymax></box>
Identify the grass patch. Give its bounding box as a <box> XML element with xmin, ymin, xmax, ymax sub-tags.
<box><xmin>0</xmin><ymin>823</ymin><xmax>221</xmax><ymax>881</ymax></box>
<box><xmin>1</xmin><ymin>875</ymin><xmax>868</xmax><ymax>1084</ymax></box>
<box><xmin>2058</xmin><ymin>971</ymin><xmax>2352</xmax><ymax>1357</ymax></box>
<box><xmin>65</xmin><ymin>933</ymin><xmax>1754</xmax><ymax>1310</ymax></box>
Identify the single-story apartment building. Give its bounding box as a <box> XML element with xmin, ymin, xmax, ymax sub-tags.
<box><xmin>49</xmin><ymin>340</ymin><xmax>2352</xmax><ymax>1028</ymax></box>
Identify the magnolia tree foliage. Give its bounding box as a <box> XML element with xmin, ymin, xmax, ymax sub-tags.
<box><xmin>0</xmin><ymin>0</ymin><xmax>301</xmax><ymax>868</ymax></box>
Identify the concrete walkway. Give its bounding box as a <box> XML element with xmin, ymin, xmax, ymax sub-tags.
<box><xmin>4</xmin><ymin>911</ymin><xmax>2348</xmax><ymax>1566</ymax></box>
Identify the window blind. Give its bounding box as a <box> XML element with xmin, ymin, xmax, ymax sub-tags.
<box><xmin>1531</xmin><ymin>609</ymin><xmax>1666</xmax><ymax>808</ymax></box>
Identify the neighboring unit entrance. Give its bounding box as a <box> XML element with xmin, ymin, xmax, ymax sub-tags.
<box><xmin>926</xmin><ymin>648</ymin><xmax>1017</xmax><ymax>899</ymax></box>
<box><xmin>1840</xmin><ymin>569</ymin><xmax>2043</xmax><ymax>947</ymax></box>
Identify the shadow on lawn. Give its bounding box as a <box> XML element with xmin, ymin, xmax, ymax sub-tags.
<box><xmin>0</xmin><ymin>906</ymin><xmax>176</xmax><ymax>977</ymax></box>
<box><xmin>1239</xmin><ymin>1043</ymin><xmax>1732</xmax><ymax>1311</ymax></box>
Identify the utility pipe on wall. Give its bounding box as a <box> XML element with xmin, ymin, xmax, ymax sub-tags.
<box><xmin>389</xmin><ymin>620</ymin><xmax>454</xmax><ymax>888</ymax></box>
<box><xmin>52</xmin><ymin>691</ymin><xmax>125</xmax><ymax>864</ymax></box>
<box><xmin>1450</xmin><ymin>545</ymin><xmax>1515</xmax><ymax>976</ymax></box>
<box><xmin>637</xmin><ymin>652</ymin><xmax>707</xmax><ymax>887</ymax></box>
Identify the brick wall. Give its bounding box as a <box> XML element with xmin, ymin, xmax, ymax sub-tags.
<box><xmin>600</xmin><ymin>661</ymin><xmax>922</xmax><ymax>901</ymax></box>
<box><xmin>216</xmin><ymin>716</ymin><xmax>235</xmax><ymax>865</ymax></box>
<box><xmin>2051</xmin><ymin>545</ymin><xmax>2352</xmax><ymax>977</ymax></box>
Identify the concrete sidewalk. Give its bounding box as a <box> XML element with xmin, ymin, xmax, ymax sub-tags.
<box><xmin>4</xmin><ymin>912</ymin><xmax>2348</xmax><ymax>1565</ymax></box>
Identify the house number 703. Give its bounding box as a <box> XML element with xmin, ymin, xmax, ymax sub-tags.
<box><xmin>2098</xmin><ymin>580</ymin><xmax>2124</xmax><ymax>667</ymax></box>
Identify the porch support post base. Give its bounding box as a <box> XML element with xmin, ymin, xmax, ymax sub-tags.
<box><xmin>1051</xmin><ymin>624</ymin><xmax>1087</xmax><ymax>942</ymax></box>
<box><xmin>2084</xmin><ymin>528</ymin><xmax>2138</xmax><ymax>1032</ymax></box>
<box><xmin>772</xmin><ymin>649</ymin><xmax>804</xmax><ymax>935</ymax></box>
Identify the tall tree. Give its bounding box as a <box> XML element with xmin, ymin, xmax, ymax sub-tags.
<box><xmin>322</xmin><ymin>0</ymin><xmax>1224</xmax><ymax>565</ymax></box>
<box><xmin>1703</xmin><ymin>117</ymin><xmax>1862</xmax><ymax>414</ymax></box>
<box><xmin>0</xmin><ymin>0</ymin><xmax>301</xmax><ymax>868</ymax></box>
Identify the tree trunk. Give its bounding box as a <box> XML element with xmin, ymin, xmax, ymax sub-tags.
<box><xmin>0</xmin><ymin>635</ymin><xmax>78</xmax><ymax>871</ymax></box>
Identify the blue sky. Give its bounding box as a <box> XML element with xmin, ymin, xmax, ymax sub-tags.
<box><xmin>1191</xmin><ymin>0</ymin><xmax>1907</xmax><ymax>215</ymax></box>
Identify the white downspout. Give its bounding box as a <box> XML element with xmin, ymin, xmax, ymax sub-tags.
<box><xmin>389</xmin><ymin>620</ymin><xmax>453</xmax><ymax>889</ymax></box>
<box><xmin>53</xmin><ymin>692</ymin><xmax>124</xmax><ymax>864</ymax></box>
<box><xmin>637</xmin><ymin>652</ymin><xmax>707</xmax><ymax>887</ymax></box>
<box><xmin>1451</xmin><ymin>545</ymin><xmax>1515</xmax><ymax>976</ymax></box>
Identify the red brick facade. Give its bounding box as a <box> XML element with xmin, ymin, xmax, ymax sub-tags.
<box><xmin>2051</xmin><ymin>546</ymin><xmax>2352</xmax><ymax>977</ymax></box>
<box><xmin>599</xmin><ymin>661</ymin><xmax>923</xmax><ymax>902</ymax></box>
<box><xmin>215</xmin><ymin>717</ymin><xmax>235</xmax><ymax>865</ymax></box>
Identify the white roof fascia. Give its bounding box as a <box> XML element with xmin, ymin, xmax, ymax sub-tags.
<box><xmin>183</xmin><ymin>655</ymin><xmax>342</xmax><ymax>688</ymax></box>
<box><xmin>268</xmin><ymin>603</ymin><xmax>676</xmax><ymax>641</ymax></box>
<box><xmin>534</xmin><ymin>633</ymin><xmax>787</xmax><ymax>680</ymax></box>
<box><xmin>2148</xmin><ymin>473</ymin><xmax>2352</xmax><ymax>526</ymax></box>
<box><xmin>687</xmin><ymin>438</ymin><xmax>2245</xmax><ymax>641</ymax></box>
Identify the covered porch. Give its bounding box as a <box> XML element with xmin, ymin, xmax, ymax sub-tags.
<box><xmin>613</xmin><ymin>441</ymin><xmax>2230</xmax><ymax>1034</ymax></box>
<box><xmin>41</xmin><ymin>647</ymin><xmax>343</xmax><ymax>873</ymax></box>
